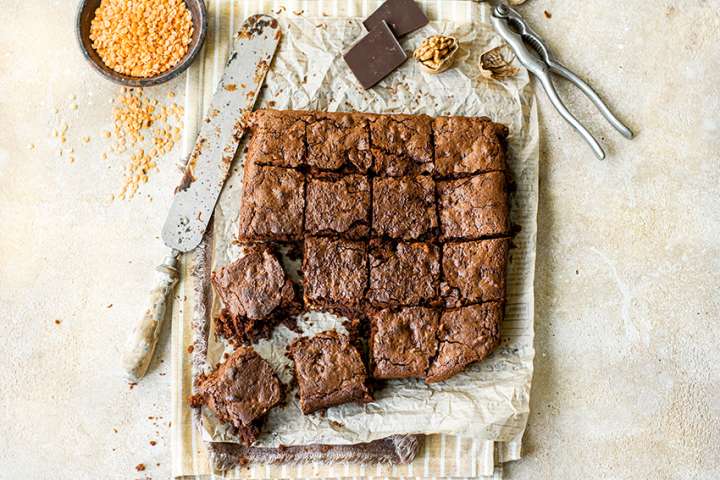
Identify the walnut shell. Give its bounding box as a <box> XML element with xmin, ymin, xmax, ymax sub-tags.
<box><xmin>479</xmin><ymin>44</ymin><xmax>520</xmax><ymax>80</ymax></box>
<box><xmin>413</xmin><ymin>35</ymin><xmax>459</xmax><ymax>74</ymax></box>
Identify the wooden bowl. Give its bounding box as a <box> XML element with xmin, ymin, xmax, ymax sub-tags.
<box><xmin>75</xmin><ymin>0</ymin><xmax>207</xmax><ymax>87</ymax></box>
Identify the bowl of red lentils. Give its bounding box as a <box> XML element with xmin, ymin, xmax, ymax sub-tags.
<box><xmin>76</xmin><ymin>0</ymin><xmax>207</xmax><ymax>87</ymax></box>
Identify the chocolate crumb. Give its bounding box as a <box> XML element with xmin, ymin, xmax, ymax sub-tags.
<box><xmin>107</xmin><ymin>304</ymin><xmax>113</xmax><ymax>308</ymax></box>
<box><xmin>544</xmin><ymin>10</ymin><xmax>552</xmax><ymax>18</ymax></box>
<box><xmin>149</xmin><ymin>440</ymin><xmax>157</xmax><ymax>446</ymax></box>
<box><xmin>187</xmin><ymin>345</ymin><xmax>194</xmax><ymax>353</ymax></box>
<box><xmin>135</xmin><ymin>464</ymin><xmax>146</xmax><ymax>472</ymax></box>
<box><xmin>54</xmin><ymin>319</ymin><xmax>62</xmax><ymax>325</ymax></box>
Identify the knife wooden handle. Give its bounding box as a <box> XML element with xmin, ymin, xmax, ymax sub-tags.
<box><xmin>122</xmin><ymin>251</ymin><xmax>180</xmax><ymax>381</ymax></box>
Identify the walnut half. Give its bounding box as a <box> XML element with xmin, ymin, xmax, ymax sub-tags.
<box><xmin>413</xmin><ymin>35</ymin><xmax>459</xmax><ymax>74</ymax></box>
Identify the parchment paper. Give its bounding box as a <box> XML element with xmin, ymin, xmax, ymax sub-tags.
<box><xmin>193</xmin><ymin>12</ymin><xmax>537</xmax><ymax>449</ymax></box>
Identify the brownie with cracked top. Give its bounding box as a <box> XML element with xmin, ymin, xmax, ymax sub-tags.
<box><xmin>369</xmin><ymin>307</ymin><xmax>440</xmax><ymax>379</ymax></box>
<box><xmin>368</xmin><ymin>241</ymin><xmax>439</xmax><ymax>307</ymax></box>
<box><xmin>369</xmin><ymin>113</ymin><xmax>433</xmax><ymax>176</ymax></box>
<box><xmin>442</xmin><ymin>238</ymin><xmax>509</xmax><ymax>306</ymax></box>
<box><xmin>303</xmin><ymin>236</ymin><xmax>367</xmax><ymax>310</ymax></box>
<box><xmin>211</xmin><ymin>245</ymin><xmax>296</xmax><ymax>320</ymax></box>
<box><xmin>305</xmin><ymin>174</ymin><xmax>370</xmax><ymax>238</ymax></box>
<box><xmin>307</xmin><ymin>112</ymin><xmax>372</xmax><ymax>172</ymax></box>
<box><xmin>246</xmin><ymin>109</ymin><xmax>309</xmax><ymax>168</ymax></box>
<box><xmin>238</xmin><ymin>163</ymin><xmax>305</xmax><ymax>241</ymax></box>
<box><xmin>425</xmin><ymin>303</ymin><xmax>502</xmax><ymax>383</ymax></box>
<box><xmin>189</xmin><ymin>346</ymin><xmax>282</xmax><ymax>445</ymax></box>
<box><xmin>372</xmin><ymin>175</ymin><xmax>437</xmax><ymax>240</ymax></box>
<box><xmin>288</xmin><ymin>331</ymin><xmax>373</xmax><ymax>414</ymax></box>
<box><xmin>433</xmin><ymin>116</ymin><xmax>508</xmax><ymax>177</ymax></box>
<box><xmin>438</xmin><ymin>171</ymin><xmax>509</xmax><ymax>240</ymax></box>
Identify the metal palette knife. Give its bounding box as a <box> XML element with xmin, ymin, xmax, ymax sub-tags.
<box><xmin>122</xmin><ymin>15</ymin><xmax>282</xmax><ymax>381</ymax></box>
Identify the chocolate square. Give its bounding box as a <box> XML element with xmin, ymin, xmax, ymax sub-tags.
<box><xmin>344</xmin><ymin>21</ymin><xmax>408</xmax><ymax>90</ymax></box>
<box><xmin>363</xmin><ymin>0</ymin><xmax>429</xmax><ymax>37</ymax></box>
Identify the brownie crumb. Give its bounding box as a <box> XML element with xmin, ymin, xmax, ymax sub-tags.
<box><xmin>187</xmin><ymin>345</ymin><xmax>194</xmax><ymax>353</ymax></box>
<box><xmin>135</xmin><ymin>464</ymin><xmax>146</xmax><ymax>472</ymax></box>
<box><xmin>149</xmin><ymin>440</ymin><xmax>157</xmax><ymax>446</ymax></box>
<box><xmin>544</xmin><ymin>10</ymin><xmax>552</xmax><ymax>18</ymax></box>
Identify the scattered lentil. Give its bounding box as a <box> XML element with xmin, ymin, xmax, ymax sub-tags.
<box><xmin>112</xmin><ymin>88</ymin><xmax>184</xmax><ymax>199</ymax></box>
<box><xmin>89</xmin><ymin>0</ymin><xmax>194</xmax><ymax>78</ymax></box>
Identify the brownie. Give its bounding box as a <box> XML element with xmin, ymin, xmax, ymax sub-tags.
<box><xmin>425</xmin><ymin>303</ymin><xmax>502</xmax><ymax>383</ymax></box>
<box><xmin>247</xmin><ymin>110</ymin><xmax>308</xmax><ymax>168</ymax></box>
<box><xmin>238</xmin><ymin>163</ymin><xmax>305</xmax><ymax>241</ymax></box>
<box><xmin>369</xmin><ymin>307</ymin><xmax>439</xmax><ymax>379</ymax></box>
<box><xmin>303</xmin><ymin>236</ymin><xmax>368</xmax><ymax>310</ymax></box>
<box><xmin>305</xmin><ymin>174</ymin><xmax>370</xmax><ymax>238</ymax></box>
<box><xmin>433</xmin><ymin>116</ymin><xmax>509</xmax><ymax>177</ymax></box>
<box><xmin>442</xmin><ymin>238</ymin><xmax>509</xmax><ymax>306</ymax></box>
<box><xmin>306</xmin><ymin>112</ymin><xmax>372</xmax><ymax>172</ymax></box>
<box><xmin>368</xmin><ymin>241</ymin><xmax>439</xmax><ymax>306</ymax></box>
<box><xmin>372</xmin><ymin>176</ymin><xmax>437</xmax><ymax>240</ymax></box>
<box><xmin>211</xmin><ymin>246</ymin><xmax>295</xmax><ymax>320</ymax></box>
<box><xmin>289</xmin><ymin>331</ymin><xmax>373</xmax><ymax>414</ymax></box>
<box><xmin>369</xmin><ymin>113</ymin><xmax>433</xmax><ymax>176</ymax></box>
<box><xmin>437</xmin><ymin>171</ymin><xmax>509</xmax><ymax>240</ymax></box>
<box><xmin>190</xmin><ymin>346</ymin><xmax>282</xmax><ymax>445</ymax></box>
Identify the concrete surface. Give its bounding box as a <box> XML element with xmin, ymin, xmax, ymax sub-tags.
<box><xmin>1</xmin><ymin>1</ymin><xmax>718</xmax><ymax>479</ymax></box>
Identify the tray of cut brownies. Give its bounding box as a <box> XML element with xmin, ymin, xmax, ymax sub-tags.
<box><xmin>179</xmin><ymin>1</ymin><xmax>538</xmax><ymax>475</ymax></box>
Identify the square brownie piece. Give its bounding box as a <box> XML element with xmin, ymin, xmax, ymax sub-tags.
<box><xmin>438</xmin><ymin>171</ymin><xmax>509</xmax><ymax>240</ymax></box>
<box><xmin>369</xmin><ymin>307</ymin><xmax>440</xmax><ymax>379</ymax></box>
<box><xmin>442</xmin><ymin>238</ymin><xmax>509</xmax><ymax>306</ymax></box>
<box><xmin>211</xmin><ymin>245</ymin><xmax>296</xmax><ymax>320</ymax></box>
<box><xmin>433</xmin><ymin>116</ymin><xmax>508</xmax><ymax>177</ymax></box>
<box><xmin>289</xmin><ymin>331</ymin><xmax>372</xmax><ymax>414</ymax></box>
<box><xmin>425</xmin><ymin>303</ymin><xmax>502</xmax><ymax>383</ymax></box>
<box><xmin>189</xmin><ymin>346</ymin><xmax>282</xmax><ymax>445</ymax></box>
<box><xmin>369</xmin><ymin>113</ymin><xmax>433</xmax><ymax>176</ymax></box>
<box><xmin>372</xmin><ymin>176</ymin><xmax>437</xmax><ymax>240</ymax></box>
<box><xmin>368</xmin><ymin>241</ymin><xmax>439</xmax><ymax>306</ymax></box>
<box><xmin>305</xmin><ymin>174</ymin><xmax>370</xmax><ymax>238</ymax></box>
<box><xmin>303</xmin><ymin>236</ymin><xmax>368</xmax><ymax>310</ymax></box>
<box><xmin>238</xmin><ymin>163</ymin><xmax>305</xmax><ymax>241</ymax></box>
<box><xmin>246</xmin><ymin>109</ymin><xmax>309</xmax><ymax>168</ymax></box>
<box><xmin>306</xmin><ymin>112</ymin><xmax>372</xmax><ymax>172</ymax></box>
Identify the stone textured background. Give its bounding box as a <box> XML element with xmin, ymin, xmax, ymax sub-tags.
<box><xmin>0</xmin><ymin>1</ymin><xmax>718</xmax><ymax>479</ymax></box>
